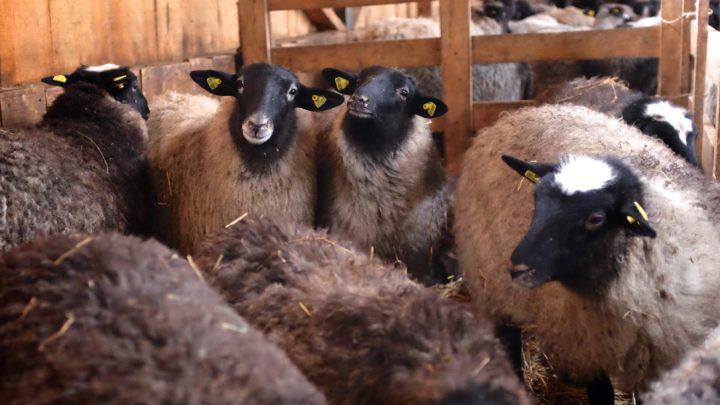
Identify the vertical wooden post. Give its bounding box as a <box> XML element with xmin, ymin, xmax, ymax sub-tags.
<box><xmin>440</xmin><ymin>0</ymin><xmax>472</xmax><ymax>176</ymax></box>
<box><xmin>239</xmin><ymin>0</ymin><xmax>271</xmax><ymax>65</ymax></box>
<box><xmin>680</xmin><ymin>0</ymin><xmax>693</xmax><ymax>93</ymax></box>
<box><xmin>692</xmin><ymin>0</ymin><xmax>710</xmax><ymax>173</ymax></box>
<box><xmin>417</xmin><ymin>1</ymin><xmax>433</xmax><ymax>17</ymax></box>
<box><xmin>658</xmin><ymin>0</ymin><xmax>684</xmax><ymax>96</ymax></box>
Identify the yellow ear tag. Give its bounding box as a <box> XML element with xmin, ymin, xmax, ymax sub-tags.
<box><xmin>524</xmin><ymin>170</ymin><xmax>540</xmax><ymax>183</ymax></box>
<box><xmin>312</xmin><ymin>95</ymin><xmax>327</xmax><ymax>109</ymax></box>
<box><xmin>206</xmin><ymin>77</ymin><xmax>222</xmax><ymax>90</ymax></box>
<box><xmin>115</xmin><ymin>82</ymin><xmax>125</xmax><ymax>89</ymax></box>
<box><xmin>588</xmin><ymin>9</ymin><xmax>596</xmax><ymax>16</ymax></box>
<box><xmin>423</xmin><ymin>101</ymin><xmax>437</xmax><ymax>117</ymax></box>
<box><xmin>53</xmin><ymin>75</ymin><xmax>67</xmax><ymax>83</ymax></box>
<box><xmin>627</xmin><ymin>216</ymin><xmax>637</xmax><ymax>224</ymax></box>
<box><xmin>633</xmin><ymin>201</ymin><xmax>649</xmax><ymax>221</ymax></box>
<box><xmin>113</xmin><ymin>75</ymin><xmax>127</xmax><ymax>82</ymax></box>
<box><xmin>335</xmin><ymin>76</ymin><xmax>350</xmax><ymax>91</ymax></box>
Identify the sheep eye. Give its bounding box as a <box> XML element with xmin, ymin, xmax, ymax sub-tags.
<box><xmin>289</xmin><ymin>88</ymin><xmax>298</xmax><ymax>96</ymax></box>
<box><xmin>584</xmin><ymin>212</ymin><xmax>606</xmax><ymax>231</ymax></box>
<box><xmin>398</xmin><ymin>88</ymin><xmax>409</xmax><ymax>99</ymax></box>
<box><xmin>237</xmin><ymin>79</ymin><xmax>244</xmax><ymax>94</ymax></box>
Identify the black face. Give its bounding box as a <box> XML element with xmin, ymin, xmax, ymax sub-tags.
<box><xmin>502</xmin><ymin>155</ymin><xmax>656</xmax><ymax>295</ymax></box>
<box><xmin>621</xmin><ymin>98</ymin><xmax>699</xmax><ymax>167</ymax></box>
<box><xmin>42</xmin><ymin>66</ymin><xmax>150</xmax><ymax>120</ymax></box>
<box><xmin>574</xmin><ymin>0</ymin><xmax>601</xmax><ymax>16</ymax></box>
<box><xmin>190</xmin><ymin>64</ymin><xmax>344</xmax><ymax>173</ymax></box>
<box><xmin>482</xmin><ymin>4</ymin><xmax>511</xmax><ymax>33</ymax></box>
<box><xmin>322</xmin><ymin>66</ymin><xmax>447</xmax><ymax>160</ymax></box>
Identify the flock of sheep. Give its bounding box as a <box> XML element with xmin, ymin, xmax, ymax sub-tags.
<box><xmin>1</xmin><ymin>0</ymin><xmax>719</xmax><ymax>404</ymax></box>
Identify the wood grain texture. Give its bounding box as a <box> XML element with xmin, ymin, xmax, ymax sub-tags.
<box><xmin>303</xmin><ymin>8</ymin><xmax>346</xmax><ymax>31</ymax></box>
<box><xmin>691</xmin><ymin>0</ymin><xmax>709</xmax><ymax>170</ymax></box>
<box><xmin>268</xmin><ymin>0</ymin><xmax>414</xmax><ymax>11</ymax></box>
<box><xmin>240</xmin><ymin>0</ymin><xmax>271</xmax><ymax>64</ymax></box>
<box><xmin>0</xmin><ymin>85</ymin><xmax>47</xmax><ymax>128</ymax></box>
<box><xmin>658</xmin><ymin>0</ymin><xmax>683</xmax><ymax>96</ymax></box>
<box><xmin>49</xmin><ymin>0</ymin><xmax>113</xmax><ymax>72</ymax></box>
<box><xmin>0</xmin><ymin>0</ymin><xmax>54</xmax><ymax>86</ymax></box>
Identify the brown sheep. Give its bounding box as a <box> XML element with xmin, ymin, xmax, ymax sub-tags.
<box><xmin>0</xmin><ymin>233</ymin><xmax>325</xmax><ymax>405</ymax></box>
<box><xmin>195</xmin><ymin>217</ymin><xmax>532</xmax><ymax>405</ymax></box>
<box><xmin>1</xmin><ymin>64</ymin><xmax>152</xmax><ymax>253</ymax></box>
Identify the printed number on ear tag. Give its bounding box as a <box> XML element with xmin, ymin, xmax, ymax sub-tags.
<box><xmin>312</xmin><ymin>95</ymin><xmax>327</xmax><ymax>109</ymax></box>
<box><xmin>53</xmin><ymin>75</ymin><xmax>67</xmax><ymax>83</ymax></box>
<box><xmin>206</xmin><ymin>77</ymin><xmax>222</xmax><ymax>90</ymax></box>
<box><xmin>524</xmin><ymin>170</ymin><xmax>540</xmax><ymax>183</ymax></box>
<box><xmin>422</xmin><ymin>101</ymin><xmax>437</xmax><ymax>117</ymax></box>
<box><xmin>335</xmin><ymin>77</ymin><xmax>350</xmax><ymax>91</ymax></box>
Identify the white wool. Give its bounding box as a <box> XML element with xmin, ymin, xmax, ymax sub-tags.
<box><xmin>645</xmin><ymin>101</ymin><xmax>694</xmax><ymax>146</ymax></box>
<box><xmin>553</xmin><ymin>155</ymin><xmax>615</xmax><ymax>195</ymax></box>
<box><xmin>83</xmin><ymin>63</ymin><xmax>121</xmax><ymax>72</ymax></box>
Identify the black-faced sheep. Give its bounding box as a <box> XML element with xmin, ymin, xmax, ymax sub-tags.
<box><xmin>1</xmin><ymin>64</ymin><xmax>152</xmax><ymax>253</ymax></box>
<box><xmin>195</xmin><ymin>216</ymin><xmax>532</xmax><ymax>405</ymax></box>
<box><xmin>359</xmin><ymin>17</ymin><xmax>534</xmax><ymax>102</ymax></box>
<box><xmin>455</xmin><ymin>104</ymin><xmax>720</xmax><ymax>403</ymax></box>
<box><xmin>0</xmin><ymin>232</ymin><xmax>324</xmax><ymax>404</ymax></box>
<box><xmin>642</xmin><ymin>326</ymin><xmax>720</xmax><ymax>404</ymax></box>
<box><xmin>147</xmin><ymin>63</ymin><xmax>345</xmax><ymax>255</ymax></box>
<box><xmin>317</xmin><ymin>66</ymin><xmax>456</xmax><ymax>285</ymax></box>
<box><xmin>537</xmin><ymin>77</ymin><xmax>700</xmax><ymax>166</ymax></box>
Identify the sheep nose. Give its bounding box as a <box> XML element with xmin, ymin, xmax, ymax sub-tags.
<box><xmin>248</xmin><ymin>120</ymin><xmax>270</xmax><ymax>133</ymax></box>
<box><xmin>351</xmin><ymin>95</ymin><xmax>369</xmax><ymax>106</ymax></box>
<box><xmin>510</xmin><ymin>263</ymin><xmax>531</xmax><ymax>279</ymax></box>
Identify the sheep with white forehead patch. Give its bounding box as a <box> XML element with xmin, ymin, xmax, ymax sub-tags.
<box><xmin>195</xmin><ymin>217</ymin><xmax>533</xmax><ymax>405</ymax></box>
<box><xmin>538</xmin><ymin>77</ymin><xmax>700</xmax><ymax>166</ymax></box>
<box><xmin>317</xmin><ymin>66</ymin><xmax>456</xmax><ymax>285</ymax></box>
<box><xmin>455</xmin><ymin>104</ymin><xmax>720</xmax><ymax>404</ymax></box>
<box><xmin>147</xmin><ymin>63</ymin><xmax>345</xmax><ymax>255</ymax></box>
<box><xmin>0</xmin><ymin>232</ymin><xmax>324</xmax><ymax>404</ymax></box>
<box><xmin>359</xmin><ymin>17</ymin><xmax>533</xmax><ymax>102</ymax></box>
<box><xmin>1</xmin><ymin>64</ymin><xmax>151</xmax><ymax>253</ymax></box>
<box><xmin>642</xmin><ymin>326</ymin><xmax>720</xmax><ymax>404</ymax></box>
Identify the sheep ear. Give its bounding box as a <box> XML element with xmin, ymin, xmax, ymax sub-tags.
<box><xmin>321</xmin><ymin>68</ymin><xmax>356</xmax><ymax>95</ymax></box>
<box><xmin>413</xmin><ymin>95</ymin><xmax>448</xmax><ymax>119</ymax></box>
<box><xmin>296</xmin><ymin>86</ymin><xmax>345</xmax><ymax>112</ymax></box>
<box><xmin>41</xmin><ymin>74</ymin><xmax>73</xmax><ymax>87</ymax></box>
<box><xmin>190</xmin><ymin>70</ymin><xmax>238</xmax><ymax>97</ymax></box>
<box><xmin>501</xmin><ymin>155</ymin><xmax>556</xmax><ymax>184</ymax></box>
<box><xmin>620</xmin><ymin>200</ymin><xmax>657</xmax><ymax>238</ymax></box>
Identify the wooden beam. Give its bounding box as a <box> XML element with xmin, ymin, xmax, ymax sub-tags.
<box><xmin>472</xmin><ymin>27</ymin><xmax>660</xmax><ymax>64</ymax></box>
<box><xmin>658</xmin><ymin>0</ymin><xmax>684</xmax><ymax>96</ymax></box>
<box><xmin>303</xmin><ymin>8</ymin><xmax>347</xmax><ymax>31</ymax></box>
<box><xmin>239</xmin><ymin>0</ymin><xmax>271</xmax><ymax>64</ymax></box>
<box><xmin>680</xmin><ymin>0</ymin><xmax>693</xmax><ymax>93</ymax></box>
<box><xmin>269</xmin><ymin>0</ymin><xmax>414</xmax><ymax>11</ymax></box>
<box><xmin>271</xmin><ymin>38</ymin><xmax>440</xmax><ymax>71</ymax></box>
<box><xmin>472</xmin><ymin>101</ymin><xmax>536</xmax><ymax>131</ymax></box>
<box><xmin>692</xmin><ymin>0</ymin><xmax>710</xmax><ymax>172</ymax></box>
<box><xmin>417</xmin><ymin>1</ymin><xmax>433</xmax><ymax>17</ymax></box>
<box><xmin>440</xmin><ymin>0</ymin><xmax>472</xmax><ymax>176</ymax></box>
<box><xmin>702</xmin><ymin>124</ymin><xmax>716</xmax><ymax>177</ymax></box>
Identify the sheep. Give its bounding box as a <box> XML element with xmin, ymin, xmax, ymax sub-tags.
<box><xmin>642</xmin><ymin>326</ymin><xmax>720</xmax><ymax>404</ymax></box>
<box><xmin>537</xmin><ymin>77</ymin><xmax>700</xmax><ymax>166</ymax></box>
<box><xmin>147</xmin><ymin>63</ymin><xmax>345</xmax><ymax>255</ymax></box>
<box><xmin>194</xmin><ymin>216</ymin><xmax>532</xmax><ymax>405</ymax></box>
<box><xmin>359</xmin><ymin>17</ymin><xmax>533</xmax><ymax>102</ymax></box>
<box><xmin>455</xmin><ymin>104</ymin><xmax>720</xmax><ymax>403</ymax></box>
<box><xmin>0</xmin><ymin>232</ymin><xmax>325</xmax><ymax>404</ymax></box>
<box><xmin>0</xmin><ymin>64</ymin><xmax>152</xmax><ymax>253</ymax></box>
<box><xmin>316</xmin><ymin>66</ymin><xmax>456</xmax><ymax>285</ymax></box>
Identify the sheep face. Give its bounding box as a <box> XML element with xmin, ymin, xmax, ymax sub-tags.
<box><xmin>42</xmin><ymin>65</ymin><xmax>150</xmax><ymax>120</ymax></box>
<box><xmin>477</xmin><ymin>3</ymin><xmax>511</xmax><ymax>33</ymax></box>
<box><xmin>501</xmin><ymin>154</ymin><xmax>656</xmax><ymax>294</ymax></box>
<box><xmin>593</xmin><ymin>3</ymin><xmax>638</xmax><ymax>28</ymax></box>
<box><xmin>322</xmin><ymin>66</ymin><xmax>447</xmax><ymax>159</ymax></box>
<box><xmin>622</xmin><ymin>98</ymin><xmax>699</xmax><ymax>167</ymax></box>
<box><xmin>191</xmin><ymin>64</ymin><xmax>343</xmax><ymax>140</ymax></box>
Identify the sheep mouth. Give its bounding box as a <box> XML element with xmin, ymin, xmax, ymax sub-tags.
<box><xmin>510</xmin><ymin>267</ymin><xmax>542</xmax><ymax>289</ymax></box>
<box><xmin>347</xmin><ymin>105</ymin><xmax>375</xmax><ymax>118</ymax></box>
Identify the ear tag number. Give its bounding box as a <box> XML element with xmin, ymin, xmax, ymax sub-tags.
<box><xmin>523</xmin><ymin>170</ymin><xmax>540</xmax><ymax>183</ymax></box>
<box><xmin>335</xmin><ymin>76</ymin><xmax>350</xmax><ymax>91</ymax></box>
<box><xmin>633</xmin><ymin>201</ymin><xmax>649</xmax><ymax>221</ymax></box>
<box><xmin>206</xmin><ymin>77</ymin><xmax>222</xmax><ymax>90</ymax></box>
<box><xmin>423</xmin><ymin>101</ymin><xmax>437</xmax><ymax>117</ymax></box>
<box><xmin>53</xmin><ymin>75</ymin><xmax>68</xmax><ymax>83</ymax></box>
<box><xmin>312</xmin><ymin>95</ymin><xmax>327</xmax><ymax>109</ymax></box>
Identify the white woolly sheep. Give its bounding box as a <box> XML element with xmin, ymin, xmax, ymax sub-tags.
<box><xmin>196</xmin><ymin>216</ymin><xmax>533</xmax><ymax>405</ymax></box>
<box><xmin>147</xmin><ymin>63</ymin><xmax>345</xmax><ymax>255</ymax></box>
<box><xmin>0</xmin><ymin>232</ymin><xmax>324</xmax><ymax>404</ymax></box>
<box><xmin>1</xmin><ymin>64</ymin><xmax>151</xmax><ymax>253</ymax></box>
<box><xmin>455</xmin><ymin>104</ymin><xmax>720</xmax><ymax>402</ymax></box>
<box><xmin>317</xmin><ymin>66</ymin><xmax>456</xmax><ymax>285</ymax></box>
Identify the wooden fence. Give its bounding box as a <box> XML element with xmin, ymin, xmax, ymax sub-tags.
<box><xmin>241</xmin><ymin>0</ymin><xmax>717</xmax><ymax>176</ymax></box>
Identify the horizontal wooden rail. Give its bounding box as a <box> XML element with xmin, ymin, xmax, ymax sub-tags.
<box><xmin>473</xmin><ymin>27</ymin><xmax>660</xmax><ymax>64</ymax></box>
<box><xmin>472</xmin><ymin>101</ymin><xmax>536</xmax><ymax>131</ymax></box>
<box><xmin>269</xmin><ymin>0</ymin><xmax>415</xmax><ymax>11</ymax></box>
<box><xmin>272</xmin><ymin>38</ymin><xmax>440</xmax><ymax>71</ymax></box>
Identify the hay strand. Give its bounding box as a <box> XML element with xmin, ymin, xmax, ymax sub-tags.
<box><xmin>54</xmin><ymin>237</ymin><xmax>94</xmax><ymax>265</ymax></box>
<box><xmin>298</xmin><ymin>302</ymin><xmax>312</xmax><ymax>317</ymax></box>
<box><xmin>186</xmin><ymin>255</ymin><xmax>205</xmax><ymax>283</ymax></box>
<box><xmin>20</xmin><ymin>297</ymin><xmax>38</xmax><ymax>319</ymax></box>
<box><xmin>38</xmin><ymin>313</ymin><xmax>75</xmax><ymax>352</ymax></box>
<box><xmin>225</xmin><ymin>213</ymin><xmax>249</xmax><ymax>228</ymax></box>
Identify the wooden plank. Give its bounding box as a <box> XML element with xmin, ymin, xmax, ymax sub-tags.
<box><xmin>0</xmin><ymin>0</ymin><xmax>54</xmax><ymax>86</ymax></box>
<box><xmin>49</xmin><ymin>0</ymin><xmax>113</xmax><ymax>73</ymax></box>
<box><xmin>472</xmin><ymin>101</ymin><xmax>536</xmax><ymax>131</ymax></box>
<box><xmin>304</xmin><ymin>8</ymin><xmax>347</xmax><ymax>31</ymax></box>
<box><xmin>702</xmin><ymin>124</ymin><xmax>716</xmax><ymax>177</ymax></box>
<box><xmin>240</xmin><ymin>0</ymin><xmax>271</xmax><ymax>64</ymax></box>
<box><xmin>108</xmin><ymin>0</ymin><xmax>158</xmax><ymax>66</ymax></box>
<box><xmin>472</xmin><ymin>27</ymin><xmax>660</xmax><ymax>64</ymax></box>
<box><xmin>272</xmin><ymin>38</ymin><xmax>440</xmax><ymax>71</ymax></box>
<box><xmin>680</xmin><ymin>0</ymin><xmax>693</xmax><ymax>94</ymax></box>
<box><xmin>440</xmin><ymin>0</ymin><xmax>472</xmax><ymax>176</ymax></box>
<box><xmin>219</xmin><ymin>0</ymin><xmax>241</xmax><ymax>52</ymax></box>
<box><xmin>417</xmin><ymin>1</ymin><xmax>433</xmax><ymax>17</ymax></box>
<box><xmin>692</xmin><ymin>0</ymin><xmax>709</xmax><ymax>171</ymax></box>
<box><xmin>269</xmin><ymin>0</ymin><xmax>414</xmax><ymax>11</ymax></box>
<box><xmin>140</xmin><ymin>61</ymin><xmax>199</xmax><ymax>104</ymax></box>
<box><xmin>0</xmin><ymin>85</ymin><xmax>47</xmax><ymax>128</ymax></box>
<box><xmin>658</xmin><ymin>0</ymin><xmax>684</xmax><ymax>96</ymax></box>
